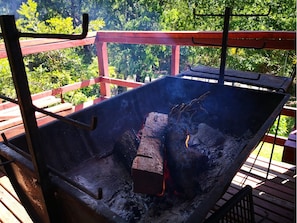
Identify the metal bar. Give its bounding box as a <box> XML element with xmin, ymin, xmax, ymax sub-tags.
<box><xmin>191</xmin><ymin>37</ymin><xmax>266</xmax><ymax>49</ymax></box>
<box><xmin>265</xmin><ymin>115</ymin><xmax>281</xmax><ymax>180</ymax></box>
<box><xmin>48</xmin><ymin>166</ymin><xmax>102</xmax><ymax>200</ymax></box>
<box><xmin>0</xmin><ymin>15</ymin><xmax>60</xmax><ymax>222</ymax></box>
<box><xmin>1</xmin><ymin>133</ymin><xmax>32</xmax><ymax>161</ymax></box>
<box><xmin>188</xmin><ymin>65</ymin><xmax>261</xmax><ymax>81</ymax></box>
<box><xmin>0</xmin><ymin>94</ymin><xmax>18</xmax><ymax>104</ymax></box>
<box><xmin>0</xmin><ymin>90</ymin><xmax>97</xmax><ymax>131</ymax></box>
<box><xmin>33</xmin><ymin>105</ymin><xmax>97</xmax><ymax>131</ymax></box>
<box><xmin>0</xmin><ymin>14</ymin><xmax>89</xmax><ymax>40</ymax></box>
<box><xmin>218</xmin><ymin>7</ymin><xmax>231</xmax><ymax>85</ymax></box>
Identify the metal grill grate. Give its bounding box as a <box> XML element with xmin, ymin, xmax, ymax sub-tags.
<box><xmin>204</xmin><ymin>185</ymin><xmax>255</xmax><ymax>223</ymax></box>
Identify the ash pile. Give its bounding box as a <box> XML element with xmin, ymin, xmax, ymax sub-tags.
<box><xmin>112</xmin><ymin>91</ymin><xmax>252</xmax><ymax>222</ymax></box>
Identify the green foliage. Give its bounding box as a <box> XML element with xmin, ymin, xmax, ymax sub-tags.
<box><xmin>269</xmin><ymin>115</ymin><xmax>295</xmax><ymax>137</ymax></box>
<box><xmin>11</xmin><ymin>0</ymin><xmax>105</xmax><ymax>105</ymax></box>
<box><xmin>16</xmin><ymin>0</ymin><xmax>42</xmax><ymax>32</ymax></box>
<box><xmin>89</xmin><ymin>20</ymin><xmax>105</xmax><ymax>32</ymax></box>
<box><xmin>0</xmin><ymin>59</ymin><xmax>15</xmax><ymax>98</ymax></box>
<box><xmin>253</xmin><ymin>142</ymin><xmax>284</xmax><ymax>162</ymax></box>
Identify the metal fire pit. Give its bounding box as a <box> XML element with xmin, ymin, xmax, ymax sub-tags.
<box><xmin>0</xmin><ymin>10</ymin><xmax>292</xmax><ymax>223</ymax></box>
<box><xmin>0</xmin><ymin>75</ymin><xmax>289</xmax><ymax>222</ymax></box>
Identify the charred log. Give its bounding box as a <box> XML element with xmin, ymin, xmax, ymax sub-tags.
<box><xmin>114</xmin><ymin>130</ymin><xmax>139</xmax><ymax>172</ymax></box>
<box><xmin>166</xmin><ymin>92</ymin><xmax>215</xmax><ymax>198</ymax></box>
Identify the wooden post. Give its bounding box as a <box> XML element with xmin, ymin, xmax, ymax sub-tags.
<box><xmin>96</xmin><ymin>41</ymin><xmax>111</xmax><ymax>98</ymax></box>
<box><xmin>171</xmin><ymin>45</ymin><xmax>180</xmax><ymax>75</ymax></box>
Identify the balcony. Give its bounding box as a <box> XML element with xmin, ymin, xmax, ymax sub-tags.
<box><xmin>0</xmin><ymin>30</ymin><xmax>295</xmax><ymax>222</ymax></box>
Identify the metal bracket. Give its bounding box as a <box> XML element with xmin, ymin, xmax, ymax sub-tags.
<box><xmin>191</xmin><ymin>37</ymin><xmax>266</xmax><ymax>49</ymax></box>
<box><xmin>0</xmin><ymin>14</ymin><xmax>89</xmax><ymax>40</ymax></box>
<box><xmin>192</xmin><ymin>6</ymin><xmax>271</xmax><ymax>85</ymax></box>
<box><xmin>187</xmin><ymin>65</ymin><xmax>261</xmax><ymax>81</ymax></box>
<box><xmin>1</xmin><ymin>133</ymin><xmax>32</xmax><ymax>160</ymax></box>
<box><xmin>0</xmin><ymin>86</ymin><xmax>97</xmax><ymax>131</ymax></box>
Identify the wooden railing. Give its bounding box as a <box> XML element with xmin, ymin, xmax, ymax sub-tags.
<box><xmin>0</xmin><ymin>31</ymin><xmax>295</xmax><ymax>147</ymax></box>
<box><xmin>95</xmin><ymin>31</ymin><xmax>296</xmax><ymax>98</ymax></box>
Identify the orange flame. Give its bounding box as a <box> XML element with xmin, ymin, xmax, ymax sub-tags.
<box><xmin>185</xmin><ymin>134</ymin><xmax>190</xmax><ymax>148</ymax></box>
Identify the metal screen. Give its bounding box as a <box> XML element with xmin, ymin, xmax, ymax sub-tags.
<box><xmin>204</xmin><ymin>185</ymin><xmax>255</xmax><ymax>223</ymax></box>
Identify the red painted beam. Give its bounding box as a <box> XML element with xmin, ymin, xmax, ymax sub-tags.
<box><xmin>29</xmin><ymin>77</ymin><xmax>101</xmax><ymax>101</ymax></box>
<box><xmin>96</xmin><ymin>42</ymin><xmax>111</xmax><ymax>97</ymax></box>
<box><xmin>95</xmin><ymin>31</ymin><xmax>296</xmax><ymax>50</ymax></box>
<box><xmin>99</xmin><ymin>76</ymin><xmax>144</xmax><ymax>88</ymax></box>
<box><xmin>281</xmin><ymin>106</ymin><xmax>297</xmax><ymax>117</ymax></box>
<box><xmin>0</xmin><ymin>32</ymin><xmax>96</xmax><ymax>58</ymax></box>
<box><xmin>171</xmin><ymin>45</ymin><xmax>180</xmax><ymax>75</ymax></box>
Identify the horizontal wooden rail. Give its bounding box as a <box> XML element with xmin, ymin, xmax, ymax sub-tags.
<box><xmin>0</xmin><ymin>32</ymin><xmax>96</xmax><ymax>58</ymax></box>
<box><xmin>281</xmin><ymin>106</ymin><xmax>297</xmax><ymax>117</ymax></box>
<box><xmin>96</xmin><ymin>31</ymin><xmax>296</xmax><ymax>50</ymax></box>
<box><xmin>31</xmin><ymin>77</ymin><xmax>101</xmax><ymax>100</ymax></box>
<box><xmin>263</xmin><ymin>133</ymin><xmax>287</xmax><ymax>146</ymax></box>
<box><xmin>99</xmin><ymin>76</ymin><xmax>144</xmax><ymax>88</ymax></box>
<box><xmin>0</xmin><ymin>77</ymin><xmax>101</xmax><ymax>110</ymax></box>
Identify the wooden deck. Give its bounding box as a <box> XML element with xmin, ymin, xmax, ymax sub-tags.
<box><xmin>210</xmin><ymin>154</ymin><xmax>296</xmax><ymax>223</ymax></box>
<box><xmin>0</xmin><ymin>152</ymin><xmax>295</xmax><ymax>223</ymax></box>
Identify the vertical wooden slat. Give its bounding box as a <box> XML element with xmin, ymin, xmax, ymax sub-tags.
<box><xmin>96</xmin><ymin>41</ymin><xmax>111</xmax><ymax>98</ymax></box>
<box><xmin>171</xmin><ymin>45</ymin><xmax>180</xmax><ymax>75</ymax></box>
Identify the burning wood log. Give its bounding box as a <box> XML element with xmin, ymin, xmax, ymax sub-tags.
<box><xmin>165</xmin><ymin>92</ymin><xmax>214</xmax><ymax>199</ymax></box>
<box><xmin>114</xmin><ymin>130</ymin><xmax>139</xmax><ymax>172</ymax></box>
<box><xmin>132</xmin><ymin>112</ymin><xmax>168</xmax><ymax>195</ymax></box>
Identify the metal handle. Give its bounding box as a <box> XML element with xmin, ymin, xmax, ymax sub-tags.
<box><xmin>191</xmin><ymin>37</ymin><xmax>266</xmax><ymax>49</ymax></box>
<box><xmin>0</xmin><ymin>94</ymin><xmax>97</xmax><ymax>131</ymax></box>
<box><xmin>1</xmin><ymin>133</ymin><xmax>32</xmax><ymax>160</ymax></box>
<box><xmin>33</xmin><ymin>105</ymin><xmax>97</xmax><ymax>131</ymax></box>
<box><xmin>0</xmin><ymin>14</ymin><xmax>89</xmax><ymax>40</ymax></box>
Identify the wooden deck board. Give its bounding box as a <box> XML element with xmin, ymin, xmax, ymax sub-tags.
<box><xmin>211</xmin><ymin>154</ymin><xmax>296</xmax><ymax>223</ymax></box>
<box><xmin>0</xmin><ymin>153</ymin><xmax>295</xmax><ymax>223</ymax></box>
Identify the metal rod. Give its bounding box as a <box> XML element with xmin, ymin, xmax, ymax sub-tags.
<box><xmin>33</xmin><ymin>105</ymin><xmax>97</xmax><ymax>131</ymax></box>
<box><xmin>48</xmin><ymin>166</ymin><xmax>102</xmax><ymax>200</ymax></box>
<box><xmin>0</xmin><ymin>90</ymin><xmax>97</xmax><ymax>131</ymax></box>
<box><xmin>0</xmin><ymin>14</ymin><xmax>89</xmax><ymax>40</ymax></box>
<box><xmin>265</xmin><ymin>115</ymin><xmax>281</xmax><ymax>181</ymax></box>
<box><xmin>1</xmin><ymin>133</ymin><xmax>32</xmax><ymax>161</ymax></box>
<box><xmin>188</xmin><ymin>65</ymin><xmax>261</xmax><ymax>81</ymax></box>
<box><xmin>0</xmin><ymin>15</ymin><xmax>60</xmax><ymax>222</ymax></box>
<box><xmin>218</xmin><ymin>7</ymin><xmax>231</xmax><ymax>85</ymax></box>
<box><xmin>191</xmin><ymin>37</ymin><xmax>266</xmax><ymax>49</ymax></box>
<box><xmin>0</xmin><ymin>94</ymin><xmax>18</xmax><ymax>104</ymax></box>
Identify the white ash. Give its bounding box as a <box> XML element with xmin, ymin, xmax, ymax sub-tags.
<box><xmin>106</xmin><ymin>124</ymin><xmax>252</xmax><ymax>222</ymax></box>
